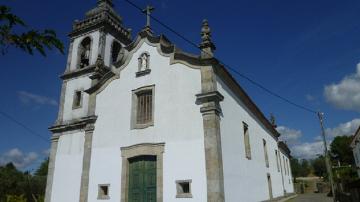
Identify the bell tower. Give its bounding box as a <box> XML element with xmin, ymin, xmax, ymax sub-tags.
<box><xmin>55</xmin><ymin>0</ymin><xmax>132</xmax><ymax>125</ymax></box>
<box><xmin>67</xmin><ymin>0</ymin><xmax>132</xmax><ymax>71</ymax></box>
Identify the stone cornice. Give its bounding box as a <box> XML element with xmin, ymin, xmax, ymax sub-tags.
<box><xmin>278</xmin><ymin>141</ymin><xmax>291</xmax><ymax>157</ymax></box>
<box><xmin>69</xmin><ymin>18</ymin><xmax>132</xmax><ymax>45</ymax></box>
<box><xmin>49</xmin><ymin>116</ymin><xmax>97</xmax><ymax>133</ymax></box>
<box><xmin>196</xmin><ymin>91</ymin><xmax>224</xmax><ymax>104</ymax></box>
<box><xmin>60</xmin><ymin>66</ymin><xmax>96</xmax><ymax>80</ymax></box>
<box><xmin>85</xmin><ymin>71</ymin><xmax>116</xmax><ymax>94</ymax></box>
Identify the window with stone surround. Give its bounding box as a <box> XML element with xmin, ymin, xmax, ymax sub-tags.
<box><xmin>131</xmin><ymin>85</ymin><xmax>155</xmax><ymax>129</ymax></box>
<box><xmin>286</xmin><ymin>158</ymin><xmax>290</xmax><ymax>176</ymax></box>
<box><xmin>97</xmin><ymin>184</ymin><xmax>110</xmax><ymax>200</ymax></box>
<box><xmin>176</xmin><ymin>180</ymin><xmax>192</xmax><ymax>198</ymax></box>
<box><xmin>111</xmin><ymin>40</ymin><xmax>122</xmax><ymax>65</ymax></box>
<box><xmin>275</xmin><ymin>150</ymin><xmax>280</xmax><ymax>172</ymax></box>
<box><xmin>263</xmin><ymin>139</ymin><xmax>269</xmax><ymax>168</ymax></box>
<box><xmin>72</xmin><ymin>90</ymin><xmax>82</xmax><ymax>109</ymax></box>
<box><xmin>243</xmin><ymin>122</ymin><xmax>251</xmax><ymax>159</ymax></box>
<box><xmin>283</xmin><ymin>156</ymin><xmax>287</xmax><ymax>175</ymax></box>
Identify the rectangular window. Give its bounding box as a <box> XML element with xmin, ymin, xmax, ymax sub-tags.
<box><xmin>98</xmin><ymin>184</ymin><xmax>110</xmax><ymax>200</ymax></box>
<box><xmin>176</xmin><ymin>180</ymin><xmax>192</xmax><ymax>198</ymax></box>
<box><xmin>283</xmin><ymin>156</ymin><xmax>287</xmax><ymax>175</ymax></box>
<box><xmin>243</xmin><ymin>122</ymin><xmax>251</xmax><ymax>159</ymax></box>
<box><xmin>72</xmin><ymin>90</ymin><xmax>82</xmax><ymax>109</ymax></box>
<box><xmin>136</xmin><ymin>90</ymin><xmax>152</xmax><ymax>124</ymax></box>
<box><xmin>263</xmin><ymin>139</ymin><xmax>269</xmax><ymax>168</ymax></box>
<box><xmin>131</xmin><ymin>85</ymin><xmax>155</xmax><ymax>129</ymax></box>
<box><xmin>286</xmin><ymin>158</ymin><xmax>290</xmax><ymax>176</ymax></box>
<box><xmin>275</xmin><ymin>150</ymin><xmax>280</xmax><ymax>172</ymax></box>
<box><xmin>279</xmin><ymin>153</ymin><xmax>283</xmax><ymax>173</ymax></box>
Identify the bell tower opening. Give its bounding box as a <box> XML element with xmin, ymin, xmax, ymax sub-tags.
<box><xmin>78</xmin><ymin>37</ymin><xmax>92</xmax><ymax>69</ymax></box>
<box><xmin>111</xmin><ymin>41</ymin><xmax>122</xmax><ymax>65</ymax></box>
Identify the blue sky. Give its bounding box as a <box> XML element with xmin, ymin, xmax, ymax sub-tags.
<box><xmin>1</xmin><ymin>0</ymin><xmax>360</xmax><ymax>170</ymax></box>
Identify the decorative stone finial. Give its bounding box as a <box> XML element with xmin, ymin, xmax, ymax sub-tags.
<box><xmin>199</xmin><ymin>19</ymin><xmax>216</xmax><ymax>59</ymax></box>
<box><xmin>270</xmin><ymin>113</ymin><xmax>277</xmax><ymax>128</ymax></box>
<box><xmin>97</xmin><ymin>0</ymin><xmax>114</xmax><ymax>7</ymax></box>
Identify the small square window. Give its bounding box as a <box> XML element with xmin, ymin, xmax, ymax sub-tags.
<box><xmin>98</xmin><ymin>184</ymin><xmax>110</xmax><ymax>200</ymax></box>
<box><xmin>176</xmin><ymin>180</ymin><xmax>192</xmax><ymax>198</ymax></box>
<box><xmin>72</xmin><ymin>90</ymin><xmax>82</xmax><ymax>109</ymax></box>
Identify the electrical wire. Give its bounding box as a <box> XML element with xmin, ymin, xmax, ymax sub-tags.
<box><xmin>0</xmin><ymin>110</ymin><xmax>49</xmax><ymax>142</ymax></box>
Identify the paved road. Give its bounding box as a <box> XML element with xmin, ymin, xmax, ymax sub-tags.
<box><xmin>288</xmin><ymin>193</ymin><xmax>333</xmax><ymax>202</ymax></box>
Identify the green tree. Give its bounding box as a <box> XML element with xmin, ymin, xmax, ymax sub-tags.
<box><xmin>6</xmin><ymin>195</ymin><xmax>27</xmax><ymax>202</ymax></box>
<box><xmin>291</xmin><ymin>158</ymin><xmax>301</xmax><ymax>182</ymax></box>
<box><xmin>330</xmin><ymin>136</ymin><xmax>354</xmax><ymax>165</ymax></box>
<box><xmin>299</xmin><ymin>159</ymin><xmax>311</xmax><ymax>177</ymax></box>
<box><xmin>0</xmin><ymin>5</ymin><xmax>64</xmax><ymax>56</ymax></box>
<box><xmin>0</xmin><ymin>163</ymin><xmax>26</xmax><ymax>202</ymax></box>
<box><xmin>0</xmin><ymin>158</ymin><xmax>49</xmax><ymax>202</ymax></box>
<box><xmin>34</xmin><ymin>158</ymin><xmax>48</xmax><ymax>177</ymax></box>
<box><xmin>311</xmin><ymin>155</ymin><xmax>326</xmax><ymax>177</ymax></box>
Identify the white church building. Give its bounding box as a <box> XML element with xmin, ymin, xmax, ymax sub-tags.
<box><xmin>45</xmin><ymin>1</ymin><xmax>294</xmax><ymax>201</ymax></box>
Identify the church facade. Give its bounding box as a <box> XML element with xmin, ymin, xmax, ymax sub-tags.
<box><xmin>45</xmin><ymin>1</ymin><xmax>294</xmax><ymax>202</ymax></box>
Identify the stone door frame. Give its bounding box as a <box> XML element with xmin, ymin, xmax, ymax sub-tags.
<box><xmin>120</xmin><ymin>143</ymin><xmax>164</xmax><ymax>202</ymax></box>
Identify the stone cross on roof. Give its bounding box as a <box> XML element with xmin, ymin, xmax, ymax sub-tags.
<box><xmin>97</xmin><ymin>0</ymin><xmax>113</xmax><ymax>7</ymax></box>
<box><xmin>142</xmin><ymin>5</ymin><xmax>155</xmax><ymax>30</ymax></box>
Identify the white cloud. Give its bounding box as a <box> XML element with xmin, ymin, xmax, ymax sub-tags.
<box><xmin>277</xmin><ymin>126</ymin><xmax>302</xmax><ymax>146</ymax></box>
<box><xmin>277</xmin><ymin>126</ymin><xmax>323</xmax><ymax>159</ymax></box>
<box><xmin>324</xmin><ymin>64</ymin><xmax>360</xmax><ymax>112</ymax></box>
<box><xmin>18</xmin><ymin>91</ymin><xmax>57</xmax><ymax>106</ymax></box>
<box><xmin>325</xmin><ymin>118</ymin><xmax>360</xmax><ymax>138</ymax></box>
<box><xmin>279</xmin><ymin>118</ymin><xmax>360</xmax><ymax>159</ymax></box>
<box><xmin>291</xmin><ymin>141</ymin><xmax>324</xmax><ymax>159</ymax></box>
<box><xmin>0</xmin><ymin>148</ymin><xmax>38</xmax><ymax>169</ymax></box>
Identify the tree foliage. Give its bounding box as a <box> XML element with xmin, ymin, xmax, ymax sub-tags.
<box><xmin>290</xmin><ymin>158</ymin><xmax>312</xmax><ymax>181</ymax></box>
<box><xmin>311</xmin><ymin>155</ymin><xmax>327</xmax><ymax>178</ymax></box>
<box><xmin>34</xmin><ymin>158</ymin><xmax>48</xmax><ymax>177</ymax></box>
<box><xmin>0</xmin><ymin>5</ymin><xmax>64</xmax><ymax>56</ymax></box>
<box><xmin>330</xmin><ymin>136</ymin><xmax>354</xmax><ymax>166</ymax></box>
<box><xmin>0</xmin><ymin>158</ymin><xmax>48</xmax><ymax>202</ymax></box>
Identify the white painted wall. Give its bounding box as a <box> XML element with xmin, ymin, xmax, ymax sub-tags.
<box><xmin>62</xmin><ymin>76</ymin><xmax>92</xmax><ymax>121</ymax></box>
<box><xmin>216</xmin><ymin>77</ymin><xmax>292</xmax><ymax>202</ymax></box>
<box><xmin>279</xmin><ymin>151</ymin><xmax>294</xmax><ymax>194</ymax></box>
<box><xmin>87</xmin><ymin>40</ymin><xmax>207</xmax><ymax>202</ymax></box>
<box><xmin>51</xmin><ymin>131</ymin><xmax>85</xmax><ymax>202</ymax></box>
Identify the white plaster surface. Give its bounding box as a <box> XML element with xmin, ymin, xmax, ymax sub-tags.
<box><xmin>62</xmin><ymin>76</ymin><xmax>92</xmax><ymax>121</ymax></box>
<box><xmin>87</xmin><ymin>40</ymin><xmax>207</xmax><ymax>202</ymax></box>
<box><xmin>52</xmin><ymin>32</ymin><xmax>296</xmax><ymax>202</ymax></box>
<box><xmin>51</xmin><ymin>132</ymin><xmax>85</xmax><ymax>202</ymax></box>
<box><xmin>216</xmin><ymin>76</ymin><xmax>294</xmax><ymax>202</ymax></box>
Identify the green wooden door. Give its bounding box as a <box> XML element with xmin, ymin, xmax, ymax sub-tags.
<box><xmin>128</xmin><ymin>156</ymin><xmax>157</xmax><ymax>202</ymax></box>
